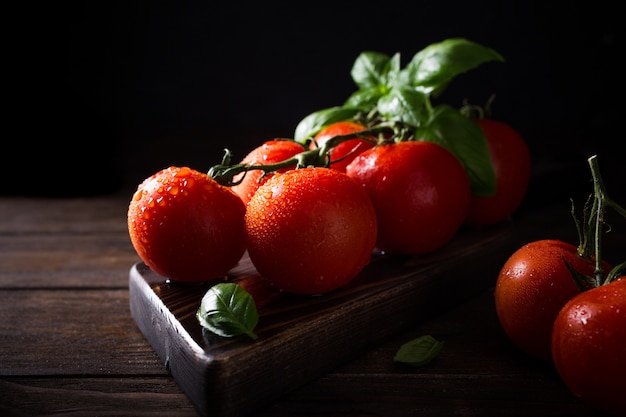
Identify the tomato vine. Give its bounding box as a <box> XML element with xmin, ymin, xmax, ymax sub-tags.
<box><xmin>207</xmin><ymin>121</ymin><xmax>402</xmax><ymax>187</ymax></box>
<box><xmin>568</xmin><ymin>155</ymin><xmax>626</xmax><ymax>289</ymax></box>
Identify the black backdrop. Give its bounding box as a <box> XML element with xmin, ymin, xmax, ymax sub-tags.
<box><xmin>7</xmin><ymin>1</ymin><xmax>621</xmax><ymax>199</ymax></box>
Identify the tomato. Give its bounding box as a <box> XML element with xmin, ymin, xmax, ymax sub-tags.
<box><xmin>230</xmin><ymin>139</ymin><xmax>305</xmax><ymax>205</ymax></box>
<box><xmin>494</xmin><ymin>239</ymin><xmax>612</xmax><ymax>362</ymax></box>
<box><xmin>245</xmin><ymin>167</ymin><xmax>377</xmax><ymax>295</ymax></box>
<box><xmin>465</xmin><ymin>118</ymin><xmax>531</xmax><ymax>227</ymax></box>
<box><xmin>552</xmin><ymin>277</ymin><xmax>626</xmax><ymax>416</ymax></box>
<box><xmin>127</xmin><ymin>166</ymin><xmax>246</xmax><ymax>283</ymax></box>
<box><xmin>312</xmin><ymin>121</ymin><xmax>375</xmax><ymax>172</ymax></box>
<box><xmin>345</xmin><ymin>140</ymin><xmax>471</xmax><ymax>255</ymax></box>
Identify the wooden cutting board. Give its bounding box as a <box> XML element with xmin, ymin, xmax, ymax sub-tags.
<box><xmin>129</xmin><ymin>222</ymin><xmax>518</xmax><ymax>417</ymax></box>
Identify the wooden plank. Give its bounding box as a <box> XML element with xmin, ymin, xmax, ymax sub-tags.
<box><xmin>129</xmin><ymin>222</ymin><xmax>519</xmax><ymax>417</ymax></box>
<box><xmin>0</xmin><ymin>234</ymin><xmax>140</xmax><ymax>288</ymax></box>
<box><xmin>0</xmin><ymin>195</ymin><xmax>130</xmax><ymax>234</ymax></box>
<box><xmin>0</xmin><ymin>377</ymin><xmax>197</xmax><ymax>417</ymax></box>
<box><xmin>0</xmin><ymin>194</ymin><xmax>139</xmax><ymax>288</ymax></box>
<box><xmin>0</xmin><ymin>289</ymin><xmax>163</xmax><ymax>375</ymax></box>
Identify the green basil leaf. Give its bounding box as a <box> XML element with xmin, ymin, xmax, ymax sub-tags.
<box><xmin>350</xmin><ymin>51</ymin><xmax>395</xmax><ymax>89</ymax></box>
<box><xmin>415</xmin><ymin>105</ymin><xmax>496</xmax><ymax>196</ymax></box>
<box><xmin>196</xmin><ymin>282</ymin><xmax>259</xmax><ymax>340</ymax></box>
<box><xmin>294</xmin><ymin>106</ymin><xmax>361</xmax><ymax>142</ymax></box>
<box><xmin>343</xmin><ymin>86</ymin><xmax>385</xmax><ymax>110</ymax></box>
<box><xmin>403</xmin><ymin>38</ymin><xmax>504</xmax><ymax>94</ymax></box>
<box><xmin>382</xmin><ymin>52</ymin><xmax>402</xmax><ymax>85</ymax></box>
<box><xmin>377</xmin><ymin>86</ymin><xmax>428</xmax><ymax>127</ymax></box>
<box><xmin>393</xmin><ymin>335</ymin><xmax>444</xmax><ymax>367</ymax></box>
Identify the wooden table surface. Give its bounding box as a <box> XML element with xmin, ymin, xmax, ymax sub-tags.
<box><xmin>1</xmin><ymin>166</ymin><xmax>623</xmax><ymax>416</ymax></box>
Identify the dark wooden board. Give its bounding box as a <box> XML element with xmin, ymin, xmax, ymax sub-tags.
<box><xmin>129</xmin><ymin>222</ymin><xmax>519</xmax><ymax>417</ymax></box>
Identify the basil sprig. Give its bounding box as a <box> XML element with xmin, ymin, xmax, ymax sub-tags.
<box><xmin>294</xmin><ymin>38</ymin><xmax>504</xmax><ymax>197</ymax></box>
<box><xmin>196</xmin><ymin>283</ymin><xmax>259</xmax><ymax>340</ymax></box>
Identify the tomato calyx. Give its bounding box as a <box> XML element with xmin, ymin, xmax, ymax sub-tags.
<box><xmin>566</xmin><ymin>155</ymin><xmax>626</xmax><ymax>290</ymax></box>
<box><xmin>459</xmin><ymin>94</ymin><xmax>496</xmax><ymax>120</ymax></box>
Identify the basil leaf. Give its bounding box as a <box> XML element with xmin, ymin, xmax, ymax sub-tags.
<box><xmin>350</xmin><ymin>52</ymin><xmax>390</xmax><ymax>89</ymax></box>
<box><xmin>415</xmin><ymin>105</ymin><xmax>496</xmax><ymax>196</ymax></box>
<box><xmin>294</xmin><ymin>106</ymin><xmax>360</xmax><ymax>142</ymax></box>
<box><xmin>343</xmin><ymin>86</ymin><xmax>384</xmax><ymax>111</ymax></box>
<box><xmin>403</xmin><ymin>38</ymin><xmax>504</xmax><ymax>95</ymax></box>
<box><xmin>377</xmin><ymin>86</ymin><xmax>428</xmax><ymax>127</ymax></box>
<box><xmin>196</xmin><ymin>282</ymin><xmax>259</xmax><ymax>340</ymax></box>
<box><xmin>393</xmin><ymin>335</ymin><xmax>444</xmax><ymax>367</ymax></box>
<box><xmin>347</xmin><ymin>52</ymin><xmax>402</xmax><ymax>110</ymax></box>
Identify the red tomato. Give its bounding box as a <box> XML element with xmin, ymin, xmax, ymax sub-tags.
<box><xmin>465</xmin><ymin>118</ymin><xmax>531</xmax><ymax>226</ymax></box>
<box><xmin>231</xmin><ymin>139</ymin><xmax>305</xmax><ymax>205</ymax></box>
<box><xmin>127</xmin><ymin>166</ymin><xmax>246</xmax><ymax>283</ymax></box>
<box><xmin>312</xmin><ymin>121</ymin><xmax>375</xmax><ymax>172</ymax></box>
<box><xmin>494</xmin><ymin>239</ymin><xmax>612</xmax><ymax>362</ymax></box>
<box><xmin>245</xmin><ymin>167</ymin><xmax>377</xmax><ymax>295</ymax></box>
<box><xmin>345</xmin><ymin>140</ymin><xmax>471</xmax><ymax>255</ymax></box>
<box><xmin>552</xmin><ymin>277</ymin><xmax>626</xmax><ymax>416</ymax></box>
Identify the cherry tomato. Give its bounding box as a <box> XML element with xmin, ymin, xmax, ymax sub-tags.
<box><xmin>312</xmin><ymin>121</ymin><xmax>375</xmax><ymax>172</ymax></box>
<box><xmin>494</xmin><ymin>239</ymin><xmax>612</xmax><ymax>362</ymax></box>
<box><xmin>552</xmin><ymin>277</ymin><xmax>626</xmax><ymax>416</ymax></box>
<box><xmin>345</xmin><ymin>140</ymin><xmax>471</xmax><ymax>255</ymax></box>
<box><xmin>127</xmin><ymin>166</ymin><xmax>246</xmax><ymax>283</ymax></box>
<box><xmin>231</xmin><ymin>139</ymin><xmax>305</xmax><ymax>205</ymax></box>
<box><xmin>245</xmin><ymin>167</ymin><xmax>377</xmax><ymax>295</ymax></box>
<box><xmin>465</xmin><ymin>118</ymin><xmax>531</xmax><ymax>227</ymax></box>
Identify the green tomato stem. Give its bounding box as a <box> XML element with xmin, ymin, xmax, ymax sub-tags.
<box><xmin>207</xmin><ymin>124</ymin><xmax>399</xmax><ymax>186</ymax></box>
<box><xmin>585</xmin><ymin>155</ymin><xmax>626</xmax><ymax>287</ymax></box>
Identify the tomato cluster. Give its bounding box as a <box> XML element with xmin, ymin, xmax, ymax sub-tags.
<box><xmin>127</xmin><ymin>115</ymin><xmax>528</xmax><ymax>295</ymax></box>
<box><xmin>494</xmin><ymin>239</ymin><xmax>612</xmax><ymax>362</ymax></box>
<box><xmin>127</xmin><ymin>38</ymin><xmax>532</xmax><ymax>295</ymax></box>
<box><xmin>494</xmin><ymin>155</ymin><xmax>626</xmax><ymax>416</ymax></box>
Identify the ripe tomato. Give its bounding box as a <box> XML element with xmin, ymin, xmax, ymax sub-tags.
<box><xmin>494</xmin><ymin>239</ymin><xmax>612</xmax><ymax>362</ymax></box>
<box><xmin>465</xmin><ymin>118</ymin><xmax>531</xmax><ymax>227</ymax></box>
<box><xmin>231</xmin><ymin>139</ymin><xmax>305</xmax><ymax>205</ymax></box>
<box><xmin>552</xmin><ymin>277</ymin><xmax>626</xmax><ymax>417</ymax></box>
<box><xmin>127</xmin><ymin>166</ymin><xmax>246</xmax><ymax>283</ymax></box>
<box><xmin>345</xmin><ymin>140</ymin><xmax>471</xmax><ymax>255</ymax></box>
<box><xmin>312</xmin><ymin>121</ymin><xmax>375</xmax><ymax>172</ymax></box>
<box><xmin>245</xmin><ymin>167</ymin><xmax>377</xmax><ymax>295</ymax></box>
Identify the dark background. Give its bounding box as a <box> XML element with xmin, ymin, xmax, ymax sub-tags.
<box><xmin>7</xmin><ymin>1</ymin><xmax>622</xmax><ymax>202</ymax></box>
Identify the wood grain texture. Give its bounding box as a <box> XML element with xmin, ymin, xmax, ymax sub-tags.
<box><xmin>0</xmin><ymin>289</ymin><xmax>162</xmax><ymax>375</ymax></box>
<box><xmin>1</xmin><ymin>190</ymin><xmax>622</xmax><ymax>417</ymax></box>
<box><xmin>252</xmin><ymin>291</ymin><xmax>607</xmax><ymax>417</ymax></box>
<box><xmin>0</xmin><ymin>377</ymin><xmax>197</xmax><ymax>417</ymax></box>
<box><xmin>129</xmin><ymin>223</ymin><xmax>519</xmax><ymax>417</ymax></box>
